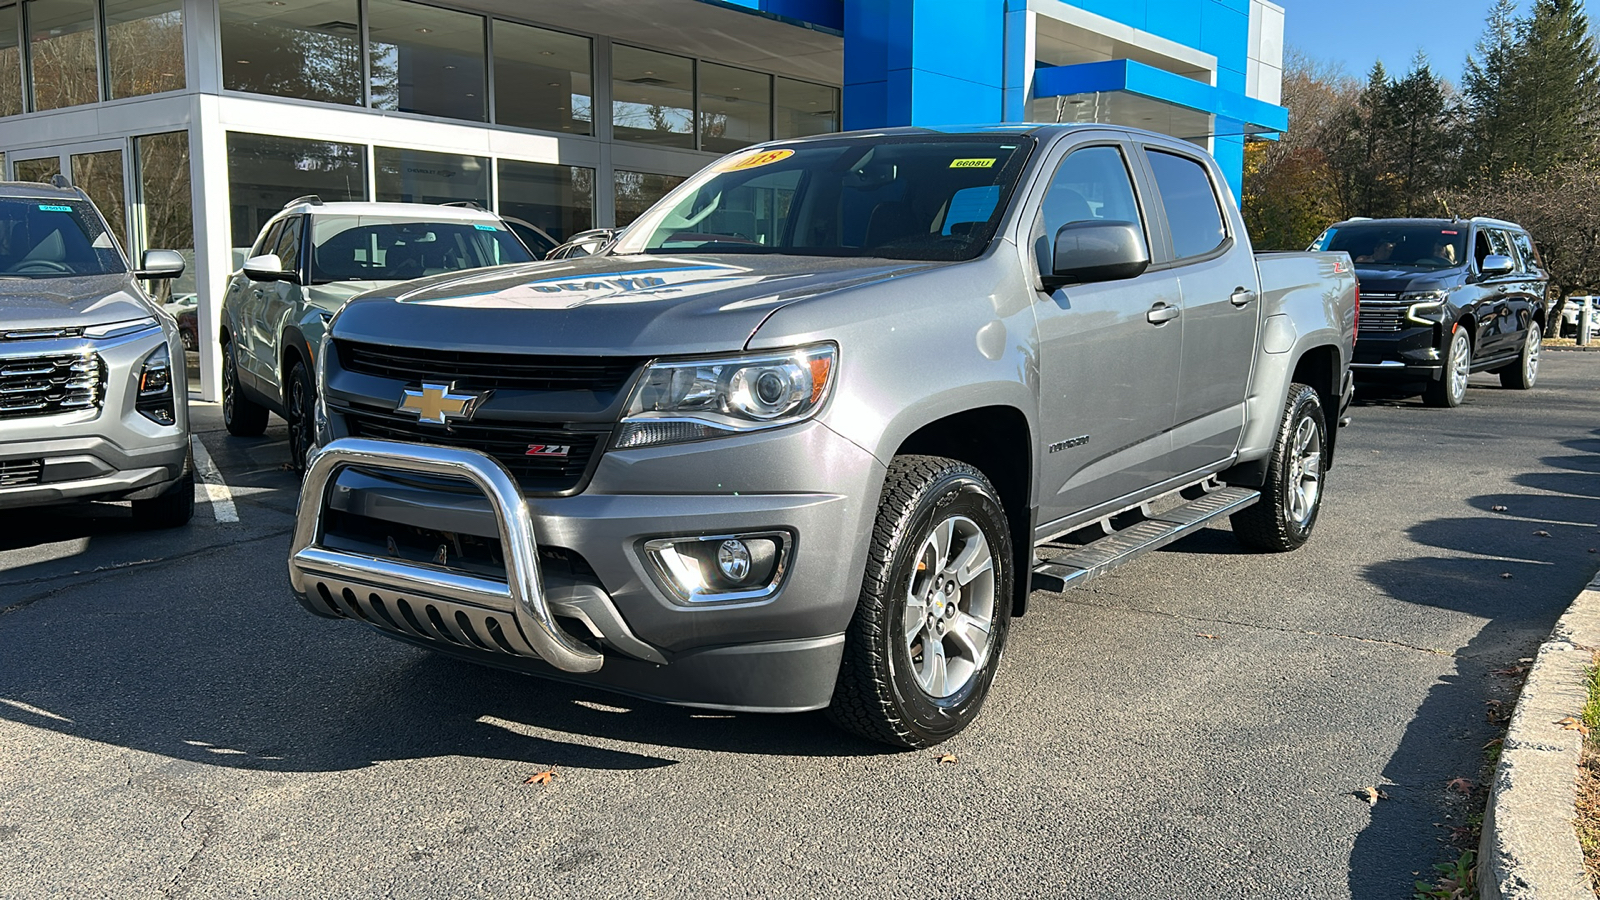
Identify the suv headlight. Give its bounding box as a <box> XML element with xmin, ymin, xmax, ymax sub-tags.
<box><xmin>1403</xmin><ymin>290</ymin><xmax>1450</xmax><ymax>325</ymax></box>
<box><xmin>613</xmin><ymin>344</ymin><xmax>837</xmax><ymax>450</ymax></box>
<box><xmin>135</xmin><ymin>343</ymin><xmax>176</xmax><ymax>425</ymax></box>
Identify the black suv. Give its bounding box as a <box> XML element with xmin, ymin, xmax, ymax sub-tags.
<box><xmin>1314</xmin><ymin>217</ymin><xmax>1548</xmax><ymax>407</ymax></box>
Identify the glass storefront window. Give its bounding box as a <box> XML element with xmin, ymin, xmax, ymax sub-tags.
<box><xmin>613</xmin><ymin>169</ymin><xmax>685</xmax><ymax>227</ymax></box>
<box><xmin>135</xmin><ymin>130</ymin><xmax>195</xmax><ymax>383</ymax></box>
<box><xmin>612</xmin><ymin>45</ymin><xmax>694</xmax><ymax>149</ymax></box>
<box><xmin>369</xmin><ymin>0</ymin><xmax>486</xmax><ymax>122</ymax></box>
<box><xmin>14</xmin><ymin>155</ymin><xmax>59</xmax><ymax>183</ymax></box>
<box><xmin>0</xmin><ymin>5</ymin><xmax>20</xmax><ymax>116</ymax></box>
<box><xmin>492</xmin><ymin>19</ymin><xmax>590</xmax><ymax>134</ymax></box>
<box><xmin>220</xmin><ymin>0</ymin><xmax>362</xmax><ymax>106</ymax></box>
<box><xmin>699</xmin><ymin>63</ymin><xmax>770</xmax><ymax>154</ymax></box>
<box><xmin>775</xmin><ymin>77</ymin><xmax>838</xmax><ymax>140</ymax></box>
<box><xmin>26</xmin><ymin>0</ymin><xmax>98</xmax><ymax>110</ymax></box>
<box><xmin>496</xmin><ymin>159</ymin><xmax>593</xmax><ymax>257</ymax></box>
<box><xmin>105</xmin><ymin>0</ymin><xmax>183</xmax><ymax>98</ymax></box>
<box><xmin>227</xmin><ymin>132</ymin><xmax>367</xmax><ymax>249</ymax></box>
<box><xmin>71</xmin><ymin>149</ymin><xmax>125</xmax><ymax>247</ymax></box>
<box><xmin>374</xmin><ymin>146</ymin><xmax>488</xmax><ymax>206</ymax></box>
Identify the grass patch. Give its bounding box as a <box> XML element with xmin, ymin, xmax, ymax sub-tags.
<box><xmin>1578</xmin><ymin>653</ymin><xmax>1600</xmax><ymax>894</ymax></box>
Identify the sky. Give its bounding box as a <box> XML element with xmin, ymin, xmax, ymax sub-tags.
<box><xmin>1280</xmin><ymin>0</ymin><xmax>1529</xmax><ymax>84</ymax></box>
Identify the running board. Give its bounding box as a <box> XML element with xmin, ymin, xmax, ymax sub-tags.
<box><xmin>1030</xmin><ymin>485</ymin><xmax>1261</xmax><ymax>593</ymax></box>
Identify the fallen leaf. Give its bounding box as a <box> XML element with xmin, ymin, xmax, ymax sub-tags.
<box><xmin>1446</xmin><ymin>777</ymin><xmax>1474</xmax><ymax>794</ymax></box>
<box><xmin>1483</xmin><ymin>738</ymin><xmax>1504</xmax><ymax>750</ymax></box>
<box><xmin>1492</xmin><ymin>505</ymin><xmax>1508</xmax><ymax>512</ymax></box>
<box><xmin>1491</xmin><ymin>664</ymin><xmax>1531</xmax><ymax>677</ymax></box>
<box><xmin>1357</xmin><ymin>786</ymin><xmax>1388</xmax><ymax>806</ymax></box>
<box><xmin>524</xmin><ymin>769</ymin><xmax>556</xmax><ymax>785</ymax></box>
<box><xmin>937</xmin><ymin>752</ymin><xmax>958</xmax><ymax>765</ymax></box>
<box><xmin>1557</xmin><ymin>716</ymin><xmax>1591</xmax><ymax>735</ymax></box>
<box><xmin>1501</xmin><ymin>573</ymin><xmax>1514</xmax><ymax>579</ymax></box>
<box><xmin>1533</xmin><ymin>530</ymin><xmax>1551</xmax><ymax>537</ymax></box>
<box><xmin>1195</xmin><ymin>633</ymin><xmax>1220</xmax><ymax>639</ymax></box>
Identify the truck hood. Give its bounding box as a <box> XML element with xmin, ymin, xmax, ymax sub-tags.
<box><xmin>1353</xmin><ymin>265</ymin><xmax>1463</xmax><ymax>296</ymax></box>
<box><xmin>0</xmin><ymin>272</ymin><xmax>155</xmax><ymax>331</ymax></box>
<box><xmin>331</xmin><ymin>254</ymin><xmax>949</xmax><ymax>355</ymax></box>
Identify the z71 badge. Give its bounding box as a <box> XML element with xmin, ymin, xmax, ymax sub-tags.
<box><xmin>525</xmin><ymin>444</ymin><xmax>572</xmax><ymax>458</ymax></box>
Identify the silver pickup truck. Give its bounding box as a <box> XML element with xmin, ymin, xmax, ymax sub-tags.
<box><xmin>288</xmin><ymin>126</ymin><xmax>1356</xmax><ymax>747</ymax></box>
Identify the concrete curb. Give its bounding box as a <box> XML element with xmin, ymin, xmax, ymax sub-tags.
<box><xmin>1479</xmin><ymin>573</ymin><xmax>1600</xmax><ymax>899</ymax></box>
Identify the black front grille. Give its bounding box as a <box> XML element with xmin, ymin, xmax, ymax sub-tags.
<box><xmin>1357</xmin><ymin>302</ymin><xmax>1408</xmax><ymax>333</ymax></box>
<box><xmin>342</xmin><ymin>405</ymin><xmax>603</xmax><ymax>494</ymax></box>
<box><xmin>0</xmin><ymin>459</ymin><xmax>43</xmax><ymax>487</ymax></box>
<box><xmin>337</xmin><ymin>340</ymin><xmax>641</xmax><ymax>394</ymax></box>
<box><xmin>0</xmin><ymin>353</ymin><xmax>104</xmax><ymax>419</ymax></box>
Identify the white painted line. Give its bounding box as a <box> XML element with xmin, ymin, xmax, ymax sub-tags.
<box><xmin>189</xmin><ymin>434</ymin><xmax>239</xmax><ymax>523</ymax></box>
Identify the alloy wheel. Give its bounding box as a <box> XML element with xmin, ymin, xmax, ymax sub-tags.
<box><xmin>1286</xmin><ymin>416</ymin><xmax>1322</xmax><ymax>526</ymax></box>
<box><xmin>903</xmin><ymin>515</ymin><xmax>997</xmax><ymax>699</ymax></box>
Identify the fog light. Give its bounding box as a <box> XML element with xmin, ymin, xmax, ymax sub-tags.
<box><xmin>643</xmin><ymin>531</ymin><xmax>790</xmax><ymax>603</ymax></box>
<box><xmin>717</xmin><ymin>539</ymin><xmax>752</xmax><ymax>582</ymax></box>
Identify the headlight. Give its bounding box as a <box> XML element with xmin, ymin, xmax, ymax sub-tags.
<box><xmin>614</xmin><ymin>344</ymin><xmax>837</xmax><ymax>450</ymax></box>
<box><xmin>135</xmin><ymin>344</ymin><xmax>176</xmax><ymax>425</ymax></box>
<box><xmin>1403</xmin><ymin>290</ymin><xmax>1450</xmax><ymax>325</ymax></box>
<box><xmin>85</xmin><ymin>317</ymin><xmax>159</xmax><ymax>339</ymax></box>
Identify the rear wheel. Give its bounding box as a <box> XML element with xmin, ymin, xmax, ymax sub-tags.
<box><xmin>285</xmin><ymin>360</ymin><xmax>316</xmax><ymax>472</ymax></box>
<box><xmin>1499</xmin><ymin>321</ymin><xmax>1541</xmax><ymax>390</ymax></box>
<box><xmin>827</xmin><ymin>456</ymin><xmax>1013</xmax><ymax>748</ymax></box>
<box><xmin>222</xmin><ymin>340</ymin><xmax>268</xmax><ymax>437</ymax></box>
<box><xmin>1424</xmin><ymin>328</ymin><xmax>1471</xmax><ymax>408</ymax></box>
<box><xmin>1232</xmin><ymin>384</ymin><xmax>1326</xmax><ymax>552</ymax></box>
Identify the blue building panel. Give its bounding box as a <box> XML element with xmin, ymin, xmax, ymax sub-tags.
<box><xmin>693</xmin><ymin>0</ymin><xmax>844</xmax><ymax>32</ymax></box>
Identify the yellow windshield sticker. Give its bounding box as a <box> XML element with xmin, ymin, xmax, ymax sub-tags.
<box><xmin>718</xmin><ymin>149</ymin><xmax>795</xmax><ymax>172</ymax></box>
<box><xmin>949</xmin><ymin>158</ymin><xmax>996</xmax><ymax>169</ymax></box>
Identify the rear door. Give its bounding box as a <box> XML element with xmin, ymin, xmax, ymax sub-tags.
<box><xmin>1138</xmin><ymin>145</ymin><xmax>1260</xmax><ymax>474</ymax></box>
<box><xmin>1028</xmin><ymin>137</ymin><xmax>1186</xmax><ymax>534</ymax></box>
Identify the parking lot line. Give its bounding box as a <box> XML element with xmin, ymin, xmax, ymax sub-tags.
<box><xmin>190</xmin><ymin>435</ymin><xmax>239</xmax><ymax>523</ymax></box>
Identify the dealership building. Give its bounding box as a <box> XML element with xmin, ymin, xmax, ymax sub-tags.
<box><xmin>0</xmin><ymin>0</ymin><xmax>1286</xmax><ymax>398</ymax></box>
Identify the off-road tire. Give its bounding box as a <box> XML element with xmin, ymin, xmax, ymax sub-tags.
<box><xmin>1423</xmin><ymin>329</ymin><xmax>1471</xmax><ymax>408</ymax></box>
<box><xmin>1499</xmin><ymin>320</ymin><xmax>1540</xmax><ymax>390</ymax></box>
<box><xmin>826</xmin><ymin>455</ymin><xmax>1014</xmax><ymax>749</ymax></box>
<box><xmin>222</xmin><ymin>341</ymin><xmax>268</xmax><ymax>437</ymax></box>
<box><xmin>1231</xmin><ymin>384</ymin><xmax>1326</xmax><ymax>553</ymax></box>
<box><xmin>131</xmin><ymin>468</ymin><xmax>194</xmax><ymax>529</ymax></box>
<box><xmin>285</xmin><ymin>360</ymin><xmax>315</xmax><ymax>472</ymax></box>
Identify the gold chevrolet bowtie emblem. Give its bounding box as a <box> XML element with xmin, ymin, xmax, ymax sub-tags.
<box><xmin>397</xmin><ymin>382</ymin><xmax>487</xmax><ymax>425</ymax></box>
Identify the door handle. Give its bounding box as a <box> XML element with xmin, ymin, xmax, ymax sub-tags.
<box><xmin>251</xmin><ymin>289</ymin><xmax>264</xmax><ymax>300</ymax></box>
<box><xmin>1146</xmin><ymin>303</ymin><xmax>1180</xmax><ymax>324</ymax></box>
<box><xmin>1230</xmin><ymin>286</ymin><xmax>1256</xmax><ymax>307</ymax></box>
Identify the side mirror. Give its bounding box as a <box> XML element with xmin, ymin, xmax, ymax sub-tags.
<box><xmin>1480</xmin><ymin>254</ymin><xmax>1515</xmax><ymax>277</ymax></box>
<box><xmin>135</xmin><ymin>249</ymin><xmax>185</xmax><ymax>280</ymax></box>
<box><xmin>1044</xmin><ymin>221</ymin><xmax>1150</xmax><ymax>289</ymax></box>
<box><xmin>243</xmin><ymin>253</ymin><xmax>288</xmax><ymax>282</ymax></box>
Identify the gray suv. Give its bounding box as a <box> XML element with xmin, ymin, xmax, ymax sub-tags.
<box><xmin>220</xmin><ymin>199</ymin><xmax>535</xmax><ymax>467</ymax></box>
<box><xmin>0</xmin><ymin>180</ymin><xmax>192</xmax><ymax>527</ymax></box>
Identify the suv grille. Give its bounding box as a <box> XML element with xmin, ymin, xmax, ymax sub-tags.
<box><xmin>336</xmin><ymin>340</ymin><xmax>641</xmax><ymax>394</ymax></box>
<box><xmin>0</xmin><ymin>459</ymin><xmax>43</xmax><ymax>487</ymax></box>
<box><xmin>0</xmin><ymin>353</ymin><xmax>104</xmax><ymax>419</ymax></box>
<box><xmin>1355</xmin><ymin>295</ymin><xmax>1408</xmax><ymax>333</ymax></box>
<box><xmin>342</xmin><ymin>405</ymin><xmax>602</xmax><ymax>494</ymax></box>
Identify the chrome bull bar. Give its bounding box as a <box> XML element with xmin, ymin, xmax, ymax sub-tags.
<box><xmin>288</xmin><ymin>437</ymin><xmax>605</xmax><ymax>674</ymax></box>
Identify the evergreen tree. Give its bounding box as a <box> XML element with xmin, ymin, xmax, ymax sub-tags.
<box><xmin>1505</xmin><ymin>0</ymin><xmax>1600</xmax><ymax>173</ymax></box>
<box><xmin>1462</xmin><ymin>0</ymin><xmax>1519</xmax><ymax>178</ymax></box>
<box><xmin>1384</xmin><ymin>54</ymin><xmax>1456</xmax><ymax>214</ymax></box>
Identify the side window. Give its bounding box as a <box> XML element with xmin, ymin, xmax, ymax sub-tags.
<box><xmin>1146</xmin><ymin>150</ymin><xmax>1227</xmax><ymax>259</ymax></box>
<box><xmin>1473</xmin><ymin>230</ymin><xmax>1495</xmax><ymax>270</ymax></box>
<box><xmin>274</xmin><ymin>216</ymin><xmax>305</xmax><ymax>276</ymax></box>
<box><xmin>1033</xmin><ymin>145</ymin><xmax>1145</xmax><ymax>274</ymax></box>
<box><xmin>251</xmin><ymin>220</ymin><xmax>283</xmax><ymax>260</ymax></box>
<box><xmin>1511</xmin><ymin>231</ymin><xmax>1541</xmax><ymax>272</ymax></box>
<box><xmin>1490</xmin><ymin>230</ymin><xmax>1519</xmax><ymax>270</ymax></box>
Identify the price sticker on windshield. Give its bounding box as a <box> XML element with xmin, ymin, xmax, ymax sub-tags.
<box><xmin>717</xmin><ymin>149</ymin><xmax>794</xmax><ymax>172</ymax></box>
<box><xmin>37</xmin><ymin>204</ymin><xmax>72</xmax><ymax>212</ymax></box>
<box><xmin>949</xmin><ymin>158</ymin><xmax>996</xmax><ymax>169</ymax></box>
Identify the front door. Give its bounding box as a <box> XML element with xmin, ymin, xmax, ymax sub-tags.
<box><xmin>1139</xmin><ymin>146</ymin><xmax>1260</xmax><ymax>474</ymax></box>
<box><xmin>1029</xmin><ymin>141</ymin><xmax>1185</xmax><ymax>535</ymax></box>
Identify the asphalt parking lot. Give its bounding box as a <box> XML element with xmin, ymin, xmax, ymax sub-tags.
<box><xmin>2</xmin><ymin>354</ymin><xmax>1597</xmax><ymax>899</ymax></box>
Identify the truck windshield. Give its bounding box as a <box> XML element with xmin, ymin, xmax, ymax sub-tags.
<box><xmin>0</xmin><ymin>198</ymin><xmax>126</xmax><ymax>277</ymax></box>
<box><xmin>1318</xmin><ymin>224</ymin><xmax>1468</xmax><ymax>270</ymax></box>
<box><xmin>308</xmin><ymin>216</ymin><xmax>534</xmax><ymax>284</ymax></box>
<box><xmin>610</xmin><ymin>136</ymin><xmax>1037</xmax><ymax>262</ymax></box>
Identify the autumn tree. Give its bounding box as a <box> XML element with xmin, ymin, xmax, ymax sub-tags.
<box><xmin>1241</xmin><ymin>51</ymin><xmax>1355</xmax><ymax>249</ymax></box>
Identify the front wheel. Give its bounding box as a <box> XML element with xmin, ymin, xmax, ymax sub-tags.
<box><xmin>131</xmin><ymin>468</ymin><xmax>194</xmax><ymax>529</ymax></box>
<box><xmin>285</xmin><ymin>361</ymin><xmax>316</xmax><ymax>472</ymax></box>
<box><xmin>827</xmin><ymin>456</ymin><xmax>1014</xmax><ymax>748</ymax></box>
<box><xmin>1424</xmin><ymin>328</ymin><xmax>1471</xmax><ymax>408</ymax></box>
<box><xmin>1231</xmin><ymin>384</ymin><xmax>1326</xmax><ymax>552</ymax></box>
<box><xmin>1500</xmin><ymin>321</ymin><xmax>1541</xmax><ymax>390</ymax></box>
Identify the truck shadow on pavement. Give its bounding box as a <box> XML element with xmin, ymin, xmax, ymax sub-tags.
<box><xmin>1346</xmin><ymin>452</ymin><xmax>1599</xmax><ymax>896</ymax></box>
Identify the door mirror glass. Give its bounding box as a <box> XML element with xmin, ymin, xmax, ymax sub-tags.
<box><xmin>243</xmin><ymin>253</ymin><xmax>286</xmax><ymax>282</ymax></box>
<box><xmin>1481</xmin><ymin>254</ymin><xmax>1515</xmax><ymax>277</ymax></box>
<box><xmin>1047</xmin><ymin>221</ymin><xmax>1150</xmax><ymax>287</ymax></box>
<box><xmin>135</xmin><ymin>249</ymin><xmax>185</xmax><ymax>280</ymax></box>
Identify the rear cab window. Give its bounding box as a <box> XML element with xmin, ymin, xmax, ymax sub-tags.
<box><xmin>1145</xmin><ymin>150</ymin><xmax>1226</xmax><ymax>260</ymax></box>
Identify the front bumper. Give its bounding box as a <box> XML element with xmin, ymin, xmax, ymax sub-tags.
<box><xmin>1350</xmin><ymin>325</ymin><xmax>1445</xmax><ymax>381</ymax></box>
<box><xmin>289</xmin><ymin>422</ymin><xmax>883</xmax><ymax>712</ymax></box>
<box><xmin>0</xmin><ymin>325</ymin><xmax>189</xmax><ymax>509</ymax></box>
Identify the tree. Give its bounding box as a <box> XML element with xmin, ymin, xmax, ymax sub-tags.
<box><xmin>1242</xmin><ymin>51</ymin><xmax>1358</xmax><ymax>249</ymax></box>
<box><xmin>1461</xmin><ymin>0</ymin><xmax>1520</xmax><ymax>177</ymax></box>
